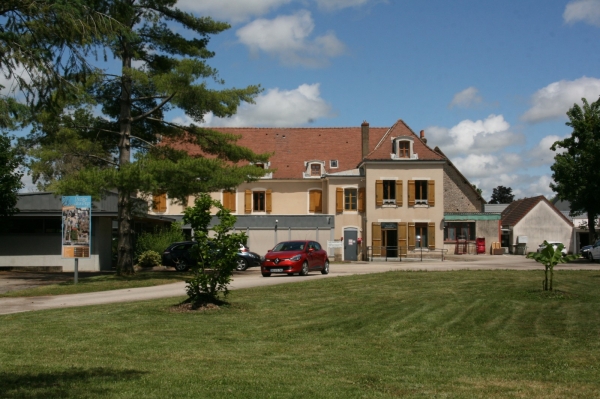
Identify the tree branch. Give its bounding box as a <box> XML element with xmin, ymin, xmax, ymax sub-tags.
<box><xmin>130</xmin><ymin>92</ymin><xmax>176</xmax><ymax>123</ymax></box>
<box><xmin>72</xmin><ymin>152</ymin><xmax>118</xmax><ymax>167</ymax></box>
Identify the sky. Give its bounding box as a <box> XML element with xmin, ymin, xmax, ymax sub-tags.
<box><xmin>7</xmin><ymin>0</ymin><xmax>600</xmax><ymax>201</ymax></box>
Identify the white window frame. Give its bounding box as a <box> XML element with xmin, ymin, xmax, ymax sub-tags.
<box><xmin>391</xmin><ymin>137</ymin><xmax>417</xmax><ymax>160</ymax></box>
<box><xmin>303</xmin><ymin>160</ymin><xmax>325</xmax><ymax>178</ymax></box>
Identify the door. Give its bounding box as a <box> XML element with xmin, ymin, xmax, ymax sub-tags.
<box><xmin>344</xmin><ymin>229</ymin><xmax>358</xmax><ymax>261</ymax></box>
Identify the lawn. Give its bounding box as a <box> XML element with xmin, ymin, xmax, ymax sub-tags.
<box><xmin>1</xmin><ymin>270</ymin><xmax>599</xmax><ymax>398</ymax></box>
<box><xmin>0</xmin><ymin>271</ymin><xmax>190</xmax><ymax>297</ymax></box>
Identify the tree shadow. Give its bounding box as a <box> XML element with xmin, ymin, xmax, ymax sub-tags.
<box><xmin>0</xmin><ymin>367</ymin><xmax>146</xmax><ymax>399</ymax></box>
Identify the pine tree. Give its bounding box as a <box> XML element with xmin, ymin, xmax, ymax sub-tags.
<box><xmin>27</xmin><ymin>1</ymin><xmax>269</xmax><ymax>274</ymax></box>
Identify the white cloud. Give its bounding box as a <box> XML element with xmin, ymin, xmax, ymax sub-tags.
<box><xmin>526</xmin><ymin>135</ymin><xmax>568</xmax><ymax>167</ymax></box>
<box><xmin>236</xmin><ymin>11</ymin><xmax>346</xmax><ymax>67</ymax></box>
<box><xmin>564</xmin><ymin>0</ymin><xmax>600</xmax><ymax>26</ymax></box>
<box><xmin>176</xmin><ymin>0</ymin><xmax>292</xmax><ymax>23</ymax></box>
<box><xmin>175</xmin><ymin>83</ymin><xmax>334</xmax><ymax>127</ymax></box>
<box><xmin>521</xmin><ymin>76</ymin><xmax>600</xmax><ymax>123</ymax></box>
<box><xmin>449</xmin><ymin>87</ymin><xmax>482</xmax><ymax>108</ymax></box>
<box><xmin>452</xmin><ymin>153</ymin><xmax>521</xmax><ymax>179</ymax></box>
<box><xmin>525</xmin><ymin>175</ymin><xmax>555</xmax><ymax>198</ymax></box>
<box><xmin>426</xmin><ymin>114</ymin><xmax>523</xmax><ymax>158</ymax></box>
<box><xmin>314</xmin><ymin>0</ymin><xmax>382</xmax><ymax>10</ymax></box>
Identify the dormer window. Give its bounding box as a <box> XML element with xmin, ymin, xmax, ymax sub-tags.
<box><xmin>392</xmin><ymin>137</ymin><xmax>417</xmax><ymax>160</ymax></box>
<box><xmin>251</xmin><ymin>161</ymin><xmax>272</xmax><ymax>179</ymax></box>
<box><xmin>303</xmin><ymin>161</ymin><xmax>325</xmax><ymax>178</ymax></box>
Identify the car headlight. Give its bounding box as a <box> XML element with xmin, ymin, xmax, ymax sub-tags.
<box><xmin>290</xmin><ymin>254</ymin><xmax>302</xmax><ymax>261</ymax></box>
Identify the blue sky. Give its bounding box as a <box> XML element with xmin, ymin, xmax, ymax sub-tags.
<box><xmin>6</xmin><ymin>0</ymin><xmax>600</xmax><ymax>201</ymax></box>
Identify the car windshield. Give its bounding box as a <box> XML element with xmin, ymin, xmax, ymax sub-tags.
<box><xmin>273</xmin><ymin>242</ymin><xmax>305</xmax><ymax>251</ymax></box>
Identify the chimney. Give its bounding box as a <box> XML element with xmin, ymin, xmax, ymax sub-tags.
<box><xmin>420</xmin><ymin>129</ymin><xmax>427</xmax><ymax>144</ymax></box>
<box><xmin>361</xmin><ymin>121</ymin><xmax>369</xmax><ymax>159</ymax></box>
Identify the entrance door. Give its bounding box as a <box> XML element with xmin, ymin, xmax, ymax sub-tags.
<box><xmin>344</xmin><ymin>229</ymin><xmax>358</xmax><ymax>261</ymax></box>
<box><xmin>382</xmin><ymin>229</ymin><xmax>398</xmax><ymax>257</ymax></box>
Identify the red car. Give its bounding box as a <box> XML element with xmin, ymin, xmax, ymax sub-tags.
<box><xmin>261</xmin><ymin>240</ymin><xmax>329</xmax><ymax>277</ymax></box>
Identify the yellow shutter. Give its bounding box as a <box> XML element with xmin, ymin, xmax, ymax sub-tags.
<box><xmin>153</xmin><ymin>192</ymin><xmax>167</xmax><ymax>212</ymax></box>
<box><xmin>376</xmin><ymin>180</ymin><xmax>383</xmax><ymax>206</ymax></box>
<box><xmin>358</xmin><ymin>187</ymin><xmax>365</xmax><ymax>213</ymax></box>
<box><xmin>372</xmin><ymin>223</ymin><xmax>381</xmax><ymax>257</ymax></box>
<box><xmin>309</xmin><ymin>191</ymin><xmax>316</xmax><ymax>213</ymax></box>
<box><xmin>245</xmin><ymin>190</ymin><xmax>251</xmax><ymax>214</ymax></box>
<box><xmin>336</xmin><ymin>188</ymin><xmax>343</xmax><ymax>213</ymax></box>
<box><xmin>398</xmin><ymin>222</ymin><xmax>407</xmax><ymax>256</ymax></box>
<box><xmin>266</xmin><ymin>189</ymin><xmax>272</xmax><ymax>213</ymax></box>
<box><xmin>315</xmin><ymin>190</ymin><xmax>322</xmax><ymax>213</ymax></box>
<box><xmin>408</xmin><ymin>222</ymin><xmax>416</xmax><ymax>251</ymax></box>
<box><xmin>428</xmin><ymin>222</ymin><xmax>436</xmax><ymax>249</ymax></box>
<box><xmin>428</xmin><ymin>180</ymin><xmax>435</xmax><ymax>207</ymax></box>
<box><xmin>229</xmin><ymin>191</ymin><xmax>236</xmax><ymax>212</ymax></box>
<box><xmin>396</xmin><ymin>180</ymin><xmax>403</xmax><ymax>206</ymax></box>
<box><xmin>408</xmin><ymin>180</ymin><xmax>415</xmax><ymax>206</ymax></box>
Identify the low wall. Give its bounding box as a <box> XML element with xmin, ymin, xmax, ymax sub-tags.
<box><xmin>0</xmin><ymin>255</ymin><xmax>101</xmax><ymax>272</ymax></box>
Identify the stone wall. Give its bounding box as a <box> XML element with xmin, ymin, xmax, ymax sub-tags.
<box><xmin>443</xmin><ymin>164</ymin><xmax>485</xmax><ymax>213</ymax></box>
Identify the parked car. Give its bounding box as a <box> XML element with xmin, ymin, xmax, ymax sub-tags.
<box><xmin>580</xmin><ymin>244</ymin><xmax>593</xmax><ymax>259</ymax></box>
<box><xmin>536</xmin><ymin>241</ymin><xmax>567</xmax><ymax>256</ymax></box>
<box><xmin>588</xmin><ymin>239</ymin><xmax>600</xmax><ymax>262</ymax></box>
<box><xmin>161</xmin><ymin>241</ymin><xmax>262</xmax><ymax>271</ymax></box>
<box><xmin>261</xmin><ymin>240</ymin><xmax>329</xmax><ymax>277</ymax></box>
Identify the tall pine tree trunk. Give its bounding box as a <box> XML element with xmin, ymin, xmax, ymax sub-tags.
<box><xmin>116</xmin><ymin>49</ymin><xmax>134</xmax><ymax>275</ymax></box>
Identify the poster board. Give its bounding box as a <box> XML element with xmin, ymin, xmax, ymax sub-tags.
<box><xmin>62</xmin><ymin>196</ymin><xmax>92</xmax><ymax>258</ymax></box>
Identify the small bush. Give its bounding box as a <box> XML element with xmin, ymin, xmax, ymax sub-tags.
<box><xmin>136</xmin><ymin>222</ymin><xmax>185</xmax><ymax>258</ymax></box>
<box><xmin>137</xmin><ymin>250</ymin><xmax>162</xmax><ymax>268</ymax></box>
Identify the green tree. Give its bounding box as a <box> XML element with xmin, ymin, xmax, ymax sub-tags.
<box><xmin>183</xmin><ymin>193</ymin><xmax>245</xmax><ymax>307</ymax></box>
<box><xmin>550</xmin><ymin>97</ymin><xmax>600</xmax><ymax>244</ymax></box>
<box><xmin>0</xmin><ymin>133</ymin><xmax>24</xmax><ymax>219</ymax></box>
<box><xmin>27</xmin><ymin>1</ymin><xmax>270</xmax><ymax>275</ymax></box>
<box><xmin>526</xmin><ymin>241</ymin><xmax>577</xmax><ymax>291</ymax></box>
<box><xmin>489</xmin><ymin>186</ymin><xmax>514</xmax><ymax>204</ymax></box>
<box><xmin>471</xmin><ymin>184</ymin><xmax>482</xmax><ymax>196</ymax></box>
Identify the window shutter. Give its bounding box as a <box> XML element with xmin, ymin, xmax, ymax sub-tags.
<box><xmin>408</xmin><ymin>222</ymin><xmax>416</xmax><ymax>251</ymax></box>
<box><xmin>372</xmin><ymin>223</ymin><xmax>381</xmax><ymax>257</ymax></box>
<box><xmin>408</xmin><ymin>180</ymin><xmax>415</xmax><ymax>206</ymax></box>
<box><xmin>336</xmin><ymin>188</ymin><xmax>343</xmax><ymax>213</ymax></box>
<box><xmin>396</xmin><ymin>180</ymin><xmax>403</xmax><ymax>206</ymax></box>
<box><xmin>266</xmin><ymin>189</ymin><xmax>272</xmax><ymax>213</ymax></box>
<box><xmin>223</xmin><ymin>191</ymin><xmax>236</xmax><ymax>212</ymax></box>
<box><xmin>309</xmin><ymin>191</ymin><xmax>316</xmax><ymax>213</ymax></box>
<box><xmin>315</xmin><ymin>190</ymin><xmax>322</xmax><ymax>213</ymax></box>
<box><xmin>398</xmin><ymin>222</ymin><xmax>407</xmax><ymax>256</ymax></box>
<box><xmin>428</xmin><ymin>222</ymin><xmax>436</xmax><ymax>249</ymax></box>
<box><xmin>358</xmin><ymin>187</ymin><xmax>365</xmax><ymax>213</ymax></box>
<box><xmin>375</xmin><ymin>180</ymin><xmax>383</xmax><ymax>206</ymax></box>
<box><xmin>428</xmin><ymin>180</ymin><xmax>435</xmax><ymax>207</ymax></box>
<box><xmin>153</xmin><ymin>193</ymin><xmax>167</xmax><ymax>212</ymax></box>
<box><xmin>229</xmin><ymin>191</ymin><xmax>236</xmax><ymax>212</ymax></box>
<box><xmin>245</xmin><ymin>190</ymin><xmax>251</xmax><ymax>214</ymax></box>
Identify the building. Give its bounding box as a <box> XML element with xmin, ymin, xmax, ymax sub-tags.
<box><xmin>154</xmin><ymin>119</ymin><xmax>498</xmax><ymax>260</ymax></box>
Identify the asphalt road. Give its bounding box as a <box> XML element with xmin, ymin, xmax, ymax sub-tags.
<box><xmin>1</xmin><ymin>255</ymin><xmax>598</xmax><ymax>315</ymax></box>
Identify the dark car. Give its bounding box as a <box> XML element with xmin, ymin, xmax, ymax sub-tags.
<box><xmin>580</xmin><ymin>244</ymin><xmax>593</xmax><ymax>259</ymax></box>
<box><xmin>161</xmin><ymin>241</ymin><xmax>262</xmax><ymax>272</ymax></box>
<box><xmin>261</xmin><ymin>240</ymin><xmax>329</xmax><ymax>277</ymax></box>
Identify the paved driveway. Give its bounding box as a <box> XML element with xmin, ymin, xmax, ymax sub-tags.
<box><xmin>0</xmin><ymin>255</ymin><xmax>597</xmax><ymax>315</ymax></box>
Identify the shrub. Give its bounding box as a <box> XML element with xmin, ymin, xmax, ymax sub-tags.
<box><xmin>136</xmin><ymin>222</ymin><xmax>185</xmax><ymax>258</ymax></box>
<box><xmin>137</xmin><ymin>250</ymin><xmax>162</xmax><ymax>268</ymax></box>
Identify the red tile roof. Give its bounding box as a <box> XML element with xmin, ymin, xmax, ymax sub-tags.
<box><xmin>167</xmin><ymin>119</ymin><xmax>444</xmax><ymax>179</ymax></box>
<box><xmin>501</xmin><ymin>196</ymin><xmax>573</xmax><ymax>227</ymax></box>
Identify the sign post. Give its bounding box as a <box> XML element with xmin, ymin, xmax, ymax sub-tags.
<box><xmin>62</xmin><ymin>196</ymin><xmax>92</xmax><ymax>284</ymax></box>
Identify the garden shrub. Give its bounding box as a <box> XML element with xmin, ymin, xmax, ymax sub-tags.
<box><xmin>137</xmin><ymin>250</ymin><xmax>162</xmax><ymax>268</ymax></box>
<box><xmin>136</xmin><ymin>222</ymin><xmax>185</xmax><ymax>258</ymax></box>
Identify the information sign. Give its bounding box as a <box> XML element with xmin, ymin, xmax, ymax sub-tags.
<box><xmin>62</xmin><ymin>196</ymin><xmax>92</xmax><ymax>258</ymax></box>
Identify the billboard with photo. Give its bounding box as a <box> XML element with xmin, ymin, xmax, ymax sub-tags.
<box><xmin>62</xmin><ymin>196</ymin><xmax>92</xmax><ymax>258</ymax></box>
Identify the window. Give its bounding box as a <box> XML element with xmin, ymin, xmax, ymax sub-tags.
<box><xmin>408</xmin><ymin>180</ymin><xmax>434</xmax><ymax>206</ymax></box>
<box><xmin>398</xmin><ymin>141</ymin><xmax>410</xmax><ymax>158</ymax></box>
<box><xmin>444</xmin><ymin>222</ymin><xmax>475</xmax><ymax>241</ymax></box>
<box><xmin>253</xmin><ymin>191</ymin><xmax>265</xmax><ymax>212</ymax></box>
<box><xmin>415</xmin><ymin>223</ymin><xmax>428</xmax><ymax>248</ymax></box>
<box><xmin>376</xmin><ymin>180</ymin><xmax>403</xmax><ymax>206</ymax></box>
<box><xmin>311</xmin><ymin>163</ymin><xmax>321</xmax><ymax>176</ymax></box>
<box><xmin>345</xmin><ymin>188</ymin><xmax>357</xmax><ymax>211</ymax></box>
<box><xmin>330</xmin><ymin>160</ymin><xmax>338</xmax><ymax>168</ymax></box>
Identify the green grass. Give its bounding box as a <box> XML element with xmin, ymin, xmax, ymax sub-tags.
<box><xmin>1</xmin><ymin>270</ymin><xmax>600</xmax><ymax>398</ymax></box>
<box><xmin>0</xmin><ymin>271</ymin><xmax>189</xmax><ymax>297</ymax></box>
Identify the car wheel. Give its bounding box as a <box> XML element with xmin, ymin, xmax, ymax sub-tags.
<box><xmin>590</xmin><ymin>253</ymin><xmax>595</xmax><ymax>262</ymax></box>
<box><xmin>236</xmin><ymin>258</ymin><xmax>248</xmax><ymax>271</ymax></box>
<box><xmin>174</xmin><ymin>259</ymin><xmax>189</xmax><ymax>272</ymax></box>
<box><xmin>287</xmin><ymin>272</ymin><xmax>294</xmax><ymax>276</ymax></box>
<box><xmin>261</xmin><ymin>272</ymin><xmax>271</xmax><ymax>277</ymax></box>
<box><xmin>300</xmin><ymin>261</ymin><xmax>309</xmax><ymax>276</ymax></box>
<box><xmin>321</xmin><ymin>260</ymin><xmax>329</xmax><ymax>275</ymax></box>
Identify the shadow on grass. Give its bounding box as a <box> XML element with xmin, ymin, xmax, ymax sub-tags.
<box><xmin>0</xmin><ymin>367</ymin><xmax>146</xmax><ymax>399</ymax></box>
